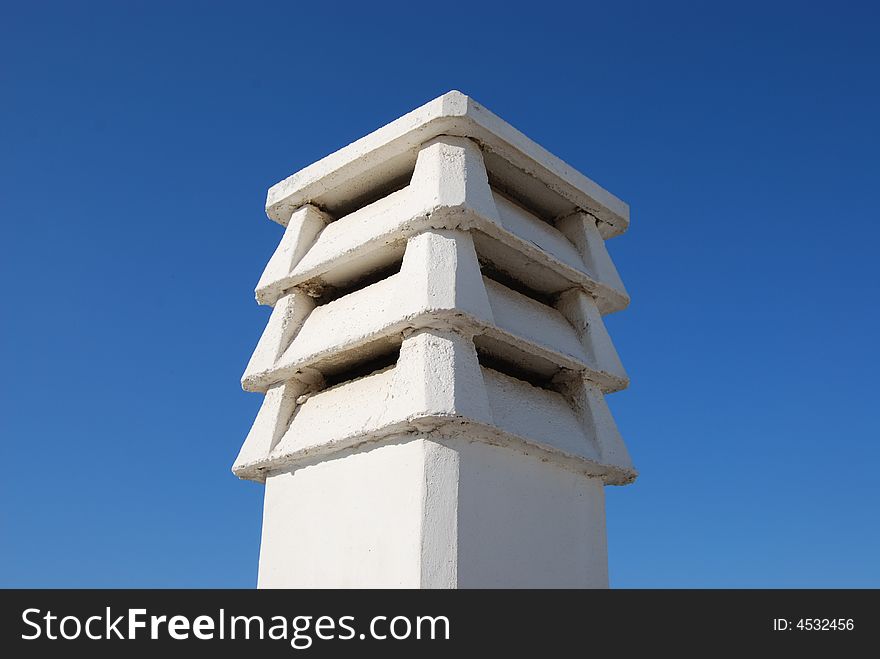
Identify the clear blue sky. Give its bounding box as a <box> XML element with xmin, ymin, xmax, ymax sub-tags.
<box><xmin>1</xmin><ymin>1</ymin><xmax>878</xmax><ymax>588</ymax></box>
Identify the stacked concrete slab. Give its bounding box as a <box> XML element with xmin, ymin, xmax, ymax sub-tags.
<box><xmin>235</xmin><ymin>91</ymin><xmax>636</xmax><ymax>588</ymax></box>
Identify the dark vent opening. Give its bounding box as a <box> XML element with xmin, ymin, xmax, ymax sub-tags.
<box><xmin>487</xmin><ymin>177</ymin><xmax>557</xmax><ymax>227</ymax></box>
<box><xmin>479</xmin><ymin>260</ymin><xmax>557</xmax><ymax>307</ymax></box>
<box><xmin>316</xmin><ymin>259</ymin><xmax>403</xmax><ymax>305</ymax></box>
<box><xmin>330</xmin><ymin>169</ymin><xmax>414</xmax><ymax>219</ymax></box>
<box><xmin>322</xmin><ymin>346</ymin><xmax>401</xmax><ymax>389</ymax></box>
<box><xmin>476</xmin><ymin>348</ymin><xmax>556</xmax><ymax>390</ymax></box>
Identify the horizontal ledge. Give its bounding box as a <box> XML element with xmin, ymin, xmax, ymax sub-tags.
<box><xmin>232</xmin><ymin>415</ymin><xmax>637</xmax><ymax>487</ymax></box>
<box><xmin>259</xmin><ymin>208</ymin><xmax>630</xmax><ymax>315</ymax></box>
<box><xmin>241</xmin><ymin>309</ymin><xmax>629</xmax><ymax>395</ymax></box>
<box><xmin>265</xmin><ymin>91</ymin><xmax>629</xmax><ymax>238</ymax></box>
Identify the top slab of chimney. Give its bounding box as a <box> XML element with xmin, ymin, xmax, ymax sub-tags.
<box><xmin>265</xmin><ymin>91</ymin><xmax>629</xmax><ymax>239</ymax></box>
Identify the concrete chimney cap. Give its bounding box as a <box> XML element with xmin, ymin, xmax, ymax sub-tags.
<box><xmin>265</xmin><ymin>90</ymin><xmax>629</xmax><ymax>239</ymax></box>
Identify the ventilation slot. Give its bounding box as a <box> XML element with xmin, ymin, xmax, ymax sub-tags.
<box><xmin>314</xmin><ymin>258</ymin><xmax>403</xmax><ymax>305</ymax></box>
<box><xmin>327</xmin><ymin>166</ymin><xmax>415</xmax><ymax>219</ymax></box>
<box><xmin>479</xmin><ymin>260</ymin><xmax>557</xmax><ymax>307</ymax></box>
<box><xmin>476</xmin><ymin>347</ymin><xmax>557</xmax><ymax>391</ymax></box>
<box><xmin>489</xmin><ymin>185</ymin><xmax>558</xmax><ymax>227</ymax></box>
<box><xmin>482</xmin><ymin>150</ymin><xmax>579</xmax><ymax>223</ymax></box>
<box><xmin>321</xmin><ymin>345</ymin><xmax>401</xmax><ymax>389</ymax></box>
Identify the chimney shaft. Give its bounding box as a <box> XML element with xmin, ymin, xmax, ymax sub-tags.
<box><xmin>235</xmin><ymin>91</ymin><xmax>636</xmax><ymax>588</ymax></box>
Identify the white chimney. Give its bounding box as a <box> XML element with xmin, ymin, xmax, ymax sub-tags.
<box><xmin>235</xmin><ymin>91</ymin><xmax>635</xmax><ymax>588</ymax></box>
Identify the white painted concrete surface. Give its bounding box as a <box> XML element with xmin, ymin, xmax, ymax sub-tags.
<box><xmin>456</xmin><ymin>439</ymin><xmax>608</xmax><ymax>588</ymax></box>
<box><xmin>259</xmin><ymin>436</ymin><xmax>608</xmax><ymax>588</ymax></box>
<box><xmin>236</xmin><ymin>91</ymin><xmax>636</xmax><ymax>588</ymax></box>
<box><xmin>259</xmin><ymin>440</ymin><xmax>426</xmax><ymax>588</ymax></box>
